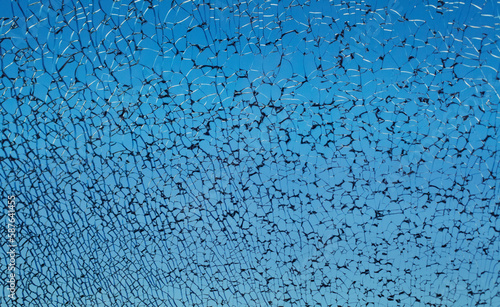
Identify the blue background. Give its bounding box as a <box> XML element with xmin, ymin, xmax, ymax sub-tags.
<box><xmin>1</xmin><ymin>0</ymin><xmax>499</xmax><ymax>306</ymax></box>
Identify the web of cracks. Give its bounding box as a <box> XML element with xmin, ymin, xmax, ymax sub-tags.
<box><xmin>0</xmin><ymin>0</ymin><xmax>499</xmax><ymax>306</ymax></box>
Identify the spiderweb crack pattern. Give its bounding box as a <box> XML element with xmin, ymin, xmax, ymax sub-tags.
<box><xmin>0</xmin><ymin>0</ymin><xmax>499</xmax><ymax>306</ymax></box>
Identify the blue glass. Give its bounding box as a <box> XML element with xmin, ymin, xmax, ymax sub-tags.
<box><xmin>1</xmin><ymin>0</ymin><xmax>499</xmax><ymax>305</ymax></box>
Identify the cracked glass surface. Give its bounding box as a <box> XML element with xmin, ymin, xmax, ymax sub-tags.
<box><xmin>1</xmin><ymin>0</ymin><xmax>499</xmax><ymax>306</ymax></box>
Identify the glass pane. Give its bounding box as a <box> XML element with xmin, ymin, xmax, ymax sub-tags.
<box><xmin>1</xmin><ymin>0</ymin><xmax>499</xmax><ymax>305</ymax></box>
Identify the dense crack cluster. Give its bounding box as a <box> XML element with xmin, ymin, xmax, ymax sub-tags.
<box><xmin>1</xmin><ymin>0</ymin><xmax>499</xmax><ymax>306</ymax></box>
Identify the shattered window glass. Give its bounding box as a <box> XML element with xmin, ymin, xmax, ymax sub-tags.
<box><xmin>1</xmin><ymin>0</ymin><xmax>499</xmax><ymax>305</ymax></box>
